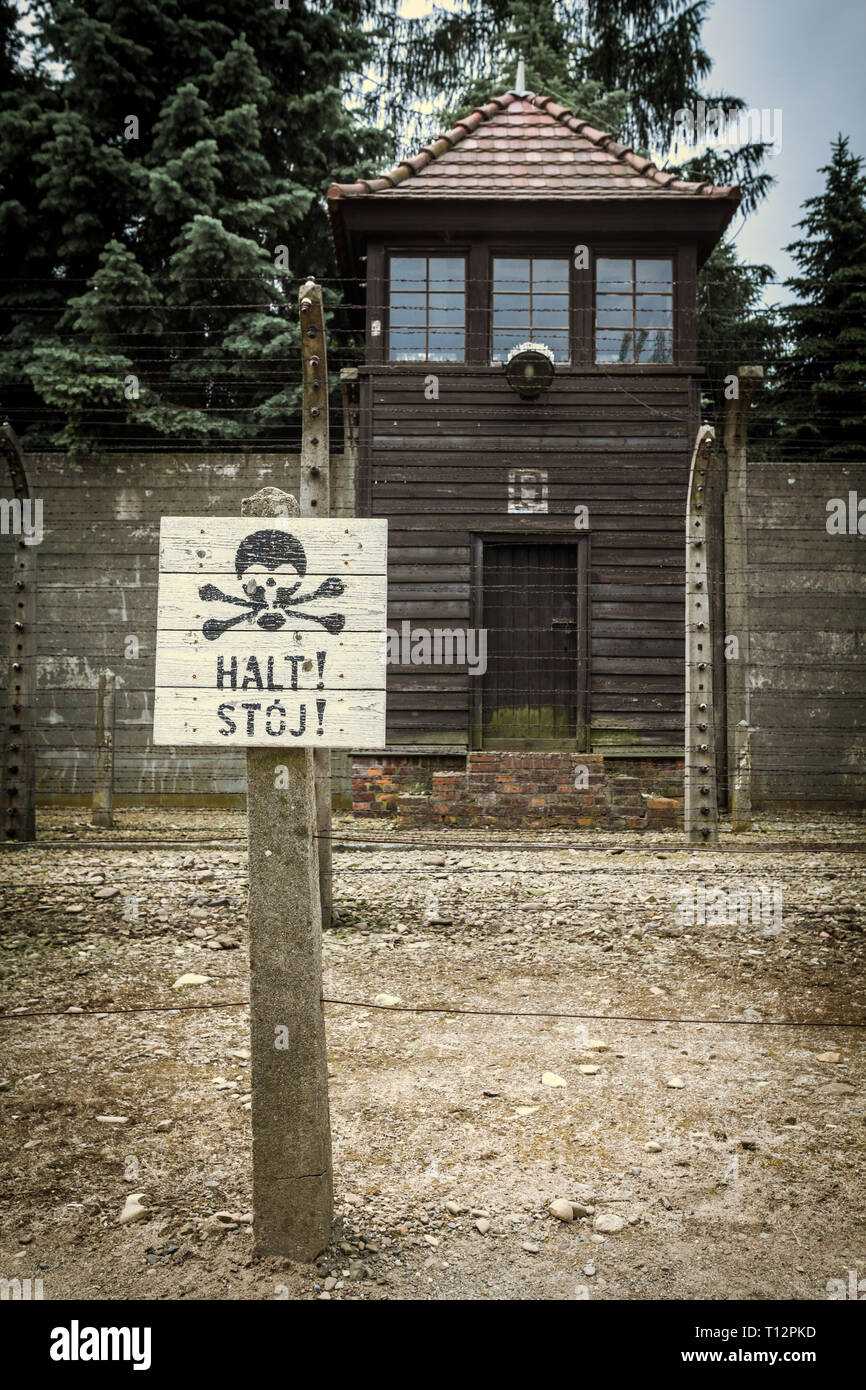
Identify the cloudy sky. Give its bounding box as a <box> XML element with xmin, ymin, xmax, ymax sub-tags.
<box><xmin>702</xmin><ymin>0</ymin><xmax>865</xmax><ymax>298</ymax></box>
<box><xmin>397</xmin><ymin>0</ymin><xmax>866</xmax><ymax>305</ymax></box>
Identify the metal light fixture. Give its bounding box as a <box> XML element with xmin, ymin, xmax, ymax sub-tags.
<box><xmin>504</xmin><ymin>341</ymin><xmax>555</xmax><ymax>399</ymax></box>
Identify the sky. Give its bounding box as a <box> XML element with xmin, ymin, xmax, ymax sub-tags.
<box><xmin>397</xmin><ymin>0</ymin><xmax>866</xmax><ymax>306</ymax></box>
<box><xmin>701</xmin><ymin>0</ymin><xmax>866</xmax><ymax>300</ymax></box>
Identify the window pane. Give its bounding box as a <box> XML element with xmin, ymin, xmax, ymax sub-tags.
<box><xmin>428</xmin><ymin>328</ymin><xmax>464</xmax><ymax>361</ymax></box>
<box><xmin>596</xmin><ymin>293</ymin><xmax>631</xmax><ymax>328</ymax></box>
<box><xmin>636</xmin><ymin>258</ymin><xmax>673</xmax><ymax>289</ymax></box>
<box><xmin>597</xmin><ymin>258</ymin><xmax>633</xmax><ymax>290</ymax></box>
<box><xmin>596</xmin><ymin>329</ymin><xmax>633</xmax><ymax>363</ymax></box>
<box><xmin>532</xmin><ymin>258</ymin><xmax>569</xmax><ymax>289</ymax></box>
<box><xmin>391</xmin><ymin>291</ymin><xmax>425</xmax><ymax>312</ymax></box>
<box><xmin>635</xmin><ymin>303</ymin><xmax>672</xmax><ymax>330</ymax></box>
<box><xmin>428</xmin><ymin>290</ymin><xmax>464</xmax><ymax>312</ymax></box>
<box><xmin>532</xmin><ymin>307</ymin><xmax>569</xmax><ymax>330</ymax></box>
<box><xmin>428</xmin><ymin>257</ymin><xmax>465</xmax><ymax>292</ymax></box>
<box><xmin>544</xmin><ymin>331</ymin><xmax>569</xmax><ymax>362</ymax></box>
<box><xmin>389</xmin><ymin>328</ymin><xmax>427</xmax><ymax>361</ymax></box>
<box><xmin>494</xmin><ymin>258</ymin><xmax>530</xmax><ymax>290</ymax></box>
<box><xmin>636</xmin><ymin>292</ymin><xmax>672</xmax><ymax>314</ymax></box>
<box><xmin>390</xmin><ymin>292</ymin><xmax>426</xmax><ymax>326</ymax></box>
<box><xmin>428</xmin><ymin>292</ymin><xmax>464</xmax><ymax>326</ymax></box>
<box><xmin>636</xmin><ymin>329</ymin><xmax>673</xmax><ymax>363</ymax></box>
<box><xmin>533</xmin><ymin>292</ymin><xmax>569</xmax><ymax>313</ymax></box>
<box><xmin>492</xmin><ymin>331</ymin><xmax>524</xmax><ymax>361</ymax></box>
<box><xmin>390</xmin><ymin>257</ymin><xmax>426</xmax><ymax>291</ymax></box>
<box><xmin>493</xmin><ymin>302</ymin><xmax>530</xmax><ymax>328</ymax></box>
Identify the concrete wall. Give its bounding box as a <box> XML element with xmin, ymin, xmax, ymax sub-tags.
<box><xmin>0</xmin><ymin>451</ymin><xmax>354</xmax><ymax>803</ymax></box>
<box><xmin>728</xmin><ymin>460</ymin><xmax>866</xmax><ymax>809</ymax></box>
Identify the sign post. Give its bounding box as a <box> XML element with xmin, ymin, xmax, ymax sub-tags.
<box><xmin>153</xmin><ymin>493</ymin><xmax>386</xmax><ymax>1258</ymax></box>
<box><xmin>91</xmin><ymin>669</ymin><xmax>116</xmax><ymax>828</ymax></box>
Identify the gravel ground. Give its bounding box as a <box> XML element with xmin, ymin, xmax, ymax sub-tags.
<box><xmin>1</xmin><ymin>808</ymin><xmax>864</xmax><ymax>1302</ymax></box>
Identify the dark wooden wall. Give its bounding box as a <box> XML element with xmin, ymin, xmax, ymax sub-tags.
<box><xmin>361</xmin><ymin>364</ymin><xmax>700</xmax><ymax>753</ymax></box>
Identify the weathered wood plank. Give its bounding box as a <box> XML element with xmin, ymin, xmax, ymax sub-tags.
<box><xmin>153</xmin><ymin>689</ymin><xmax>386</xmax><ymax>747</ymax></box>
<box><xmin>155</xmin><ymin>629</ymin><xmax>386</xmax><ymax>690</ymax></box>
<box><xmin>159</xmin><ymin>517</ymin><xmax>387</xmax><ymax>574</ymax></box>
<box><xmin>157</xmin><ymin>572</ymin><xmax>386</xmax><ymax>632</ymax></box>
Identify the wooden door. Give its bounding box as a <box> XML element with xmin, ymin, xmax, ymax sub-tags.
<box><xmin>478</xmin><ymin>539</ymin><xmax>588</xmax><ymax>749</ymax></box>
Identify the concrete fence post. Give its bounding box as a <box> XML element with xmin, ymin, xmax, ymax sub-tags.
<box><xmin>91</xmin><ymin>669</ymin><xmax>116</xmax><ymax>828</ymax></box>
<box><xmin>242</xmin><ymin>484</ymin><xmax>334</xmax><ymax>1261</ymax></box>
<box><xmin>731</xmin><ymin>720</ymin><xmax>753</xmax><ymax>832</ymax></box>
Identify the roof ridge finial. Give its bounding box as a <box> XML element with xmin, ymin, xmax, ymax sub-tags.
<box><xmin>515</xmin><ymin>56</ymin><xmax>526</xmax><ymax>95</ymax></box>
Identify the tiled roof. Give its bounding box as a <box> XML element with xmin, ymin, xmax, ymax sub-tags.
<box><xmin>327</xmin><ymin>91</ymin><xmax>738</xmax><ymax>202</ymax></box>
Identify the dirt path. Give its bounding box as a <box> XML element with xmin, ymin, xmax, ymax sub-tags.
<box><xmin>1</xmin><ymin>810</ymin><xmax>863</xmax><ymax>1301</ymax></box>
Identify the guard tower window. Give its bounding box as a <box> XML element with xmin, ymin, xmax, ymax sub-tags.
<box><xmin>595</xmin><ymin>257</ymin><xmax>673</xmax><ymax>363</ymax></box>
<box><xmin>492</xmin><ymin>258</ymin><xmax>570</xmax><ymax>362</ymax></box>
<box><xmin>388</xmin><ymin>255</ymin><xmax>466</xmax><ymax>361</ymax></box>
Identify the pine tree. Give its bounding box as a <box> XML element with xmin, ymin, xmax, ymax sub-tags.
<box><xmin>777</xmin><ymin>136</ymin><xmax>866</xmax><ymax>461</ymax></box>
<box><xmin>696</xmin><ymin>241</ymin><xmax>782</xmax><ymax>452</ymax></box>
<box><xmin>368</xmin><ymin>0</ymin><xmax>773</xmax><ymax>211</ymax></box>
<box><xmin>1</xmin><ymin>0</ymin><xmax>391</xmax><ymax>451</ymax></box>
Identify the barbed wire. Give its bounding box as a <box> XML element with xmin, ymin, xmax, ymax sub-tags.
<box><xmin>0</xmin><ymin>996</ymin><xmax>862</xmax><ymax>1029</ymax></box>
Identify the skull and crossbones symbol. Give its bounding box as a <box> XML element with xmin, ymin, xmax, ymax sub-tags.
<box><xmin>199</xmin><ymin>529</ymin><xmax>346</xmax><ymax>640</ymax></box>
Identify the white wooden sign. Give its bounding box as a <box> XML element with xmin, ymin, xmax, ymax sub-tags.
<box><xmin>153</xmin><ymin>517</ymin><xmax>387</xmax><ymax>747</ymax></box>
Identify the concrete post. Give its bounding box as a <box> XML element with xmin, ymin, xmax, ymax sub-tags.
<box><xmin>2</xmin><ymin>424</ymin><xmax>37</xmax><ymax>842</ymax></box>
<box><xmin>91</xmin><ymin>669</ymin><xmax>116</xmax><ymax>828</ymax></box>
<box><xmin>243</xmin><ymin>484</ymin><xmax>333</xmax><ymax>1261</ymax></box>
<box><xmin>731</xmin><ymin>720</ymin><xmax>753</xmax><ymax>831</ymax></box>
<box><xmin>685</xmin><ymin>425</ymin><xmax>719</xmax><ymax>845</ymax></box>
<box><xmin>723</xmin><ymin>366</ymin><xmax>763</xmax><ymax>801</ymax></box>
<box><xmin>299</xmin><ymin>279</ymin><xmax>333</xmax><ymax>930</ymax></box>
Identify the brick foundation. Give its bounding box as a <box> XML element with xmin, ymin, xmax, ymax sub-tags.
<box><xmin>352</xmin><ymin>752</ymin><xmax>683</xmax><ymax>829</ymax></box>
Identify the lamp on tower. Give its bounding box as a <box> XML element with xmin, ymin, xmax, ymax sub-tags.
<box><xmin>504</xmin><ymin>341</ymin><xmax>556</xmax><ymax>400</ymax></box>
